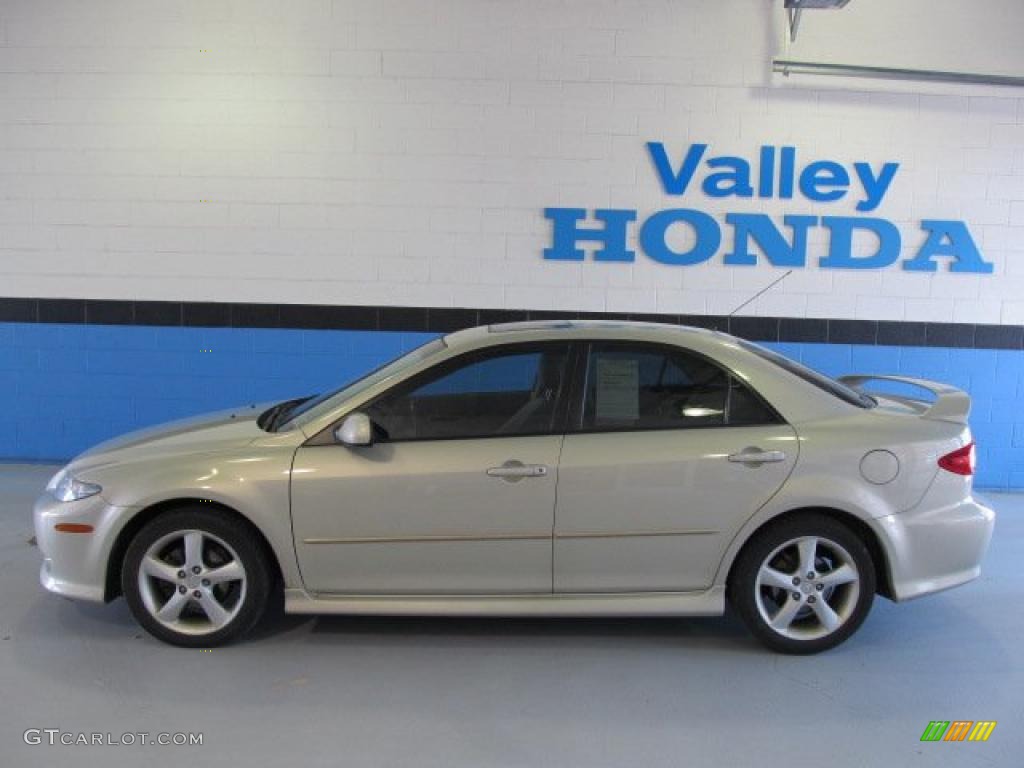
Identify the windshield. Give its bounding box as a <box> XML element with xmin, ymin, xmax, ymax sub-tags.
<box><xmin>277</xmin><ymin>337</ymin><xmax>448</xmax><ymax>432</ymax></box>
<box><xmin>737</xmin><ymin>339</ymin><xmax>875</xmax><ymax>409</ymax></box>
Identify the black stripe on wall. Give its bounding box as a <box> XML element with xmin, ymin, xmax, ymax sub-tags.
<box><xmin>1</xmin><ymin>297</ymin><xmax>1022</xmax><ymax>350</ymax></box>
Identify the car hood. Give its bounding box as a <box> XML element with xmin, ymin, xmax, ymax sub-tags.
<box><xmin>70</xmin><ymin>403</ymin><xmax>273</xmax><ymax>472</ymax></box>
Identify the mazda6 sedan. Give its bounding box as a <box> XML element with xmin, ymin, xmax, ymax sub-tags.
<box><xmin>33</xmin><ymin>321</ymin><xmax>995</xmax><ymax>653</ymax></box>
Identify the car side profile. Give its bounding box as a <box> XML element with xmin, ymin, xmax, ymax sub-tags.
<box><xmin>33</xmin><ymin>321</ymin><xmax>995</xmax><ymax>653</ymax></box>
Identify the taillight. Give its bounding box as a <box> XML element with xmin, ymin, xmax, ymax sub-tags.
<box><xmin>938</xmin><ymin>442</ymin><xmax>975</xmax><ymax>476</ymax></box>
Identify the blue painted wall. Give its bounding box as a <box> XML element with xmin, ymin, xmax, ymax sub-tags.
<box><xmin>0</xmin><ymin>322</ymin><xmax>436</xmax><ymax>463</ymax></box>
<box><xmin>1</xmin><ymin>322</ymin><xmax>1020</xmax><ymax>489</ymax></box>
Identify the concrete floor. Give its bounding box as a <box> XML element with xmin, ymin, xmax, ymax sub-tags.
<box><xmin>1</xmin><ymin>464</ymin><xmax>1020</xmax><ymax>768</ymax></box>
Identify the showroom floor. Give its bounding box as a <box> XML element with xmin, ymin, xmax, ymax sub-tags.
<box><xmin>2</xmin><ymin>464</ymin><xmax>1020</xmax><ymax>768</ymax></box>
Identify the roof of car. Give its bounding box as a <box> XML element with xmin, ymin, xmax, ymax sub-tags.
<box><xmin>444</xmin><ymin>319</ymin><xmax>724</xmax><ymax>348</ymax></box>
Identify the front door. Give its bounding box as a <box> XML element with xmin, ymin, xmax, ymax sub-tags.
<box><xmin>554</xmin><ymin>341</ymin><xmax>798</xmax><ymax>593</ymax></box>
<box><xmin>291</xmin><ymin>342</ymin><xmax>572</xmax><ymax>595</ymax></box>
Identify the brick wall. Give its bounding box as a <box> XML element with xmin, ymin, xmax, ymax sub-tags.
<box><xmin>0</xmin><ymin>0</ymin><xmax>1022</xmax><ymax>320</ymax></box>
<box><xmin>0</xmin><ymin>321</ymin><xmax>435</xmax><ymax>459</ymax></box>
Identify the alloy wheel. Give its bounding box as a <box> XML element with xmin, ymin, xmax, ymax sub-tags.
<box><xmin>137</xmin><ymin>529</ymin><xmax>248</xmax><ymax>636</ymax></box>
<box><xmin>753</xmin><ymin>535</ymin><xmax>861</xmax><ymax>641</ymax></box>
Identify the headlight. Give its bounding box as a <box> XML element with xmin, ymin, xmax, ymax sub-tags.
<box><xmin>47</xmin><ymin>470</ymin><xmax>102</xmax><ymax>502</ymax></box>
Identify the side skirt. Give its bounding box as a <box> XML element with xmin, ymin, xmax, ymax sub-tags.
<box><xmin>283</xmin><ymin>586</ymin><xmax>726</xmax><ymax>617</ymax></box>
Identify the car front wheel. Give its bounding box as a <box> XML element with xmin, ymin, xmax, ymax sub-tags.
<box><xmin>730</xmin><ymin>514</ymin><xmax>876</xmax><ymax>654</ymax></box>
<box><xmin>122</xmin><ymin>508</ymin><xmax>271</xmax><ymax>647</ymax></box>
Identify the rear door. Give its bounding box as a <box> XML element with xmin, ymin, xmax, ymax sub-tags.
<box><xmin>553</xmin><ymin>341</ymin><xmax>798</xmax><ymax>593</ymax></box>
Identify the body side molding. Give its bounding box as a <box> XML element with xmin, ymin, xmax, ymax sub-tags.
<box><xmin>284</xmin><ymin>587</ymin><xmax>726</xmax><ymax>617</ymax></box>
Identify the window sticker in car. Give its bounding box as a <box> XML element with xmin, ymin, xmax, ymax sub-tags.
<box><xmin>594</xmin><ymin>357</ymin><xmax>639</xmax><ymax>423</ymax></box>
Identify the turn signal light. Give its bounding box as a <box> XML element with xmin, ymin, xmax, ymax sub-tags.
<box><xmin>938</xmin><ymin>442</ymin><xmax>975</xmax><ymax>476</ymax></box>
<box><xmin>54</xmin><ymin>523</ymin><xmax>94</xmax><ymax>534</ymax></box>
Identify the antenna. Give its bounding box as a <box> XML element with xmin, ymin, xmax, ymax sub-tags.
<box><xmin>727</xmin><ymin>270</ymin><xmax>793</xmax><ymax>317</ymax></box>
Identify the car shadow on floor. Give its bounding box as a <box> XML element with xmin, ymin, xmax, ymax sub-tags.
<box><xmin>31</xmin><ymin>584</ymin><xmax>1005</xmax><ymax>665</ymax></box>
<box><xmin>237</xmin><ymin>585</ymin><xmax>1011</xmax><ymax>663</ymax></box>
<box><xmin>30</xmin><ymin>588</ymin><xmax>745</xmax><ymax>654</ymax></box>
<box><xmin>310</xmin><ymin>613</ymin><xmax>751</xmax><ymax>648</ymax></box>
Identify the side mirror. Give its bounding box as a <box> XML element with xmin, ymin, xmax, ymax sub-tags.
<box><xmin>335</xmin><ymin>412</ymin><xmax>373</xmax><ymax>447</ymax></box>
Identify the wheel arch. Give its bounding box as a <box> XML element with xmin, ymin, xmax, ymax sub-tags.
<box><xmin>103</xmin><ymin>498</ymin><xmax>284</xmax><ymax>602</ymax></box>
<box><xmin>722</xmin><ymin>506</ymin><xmax>895</xmax><ymax>600</ymax></box>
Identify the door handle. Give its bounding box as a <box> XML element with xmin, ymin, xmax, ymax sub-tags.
<box><xmin>727</xmin><ymin>448</ymin><xmax>787</xmax><ymax>465</ymax></box>
<box><xmin>486</xmin><ymin>461</ymin><xmax>549</xmax><ymax>481</ymax></box>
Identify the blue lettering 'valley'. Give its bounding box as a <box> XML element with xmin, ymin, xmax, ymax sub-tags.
<box><xmin>646</xmin><ymin>143</ymin><xmax>899</xmax><ymax>212</ymax></box>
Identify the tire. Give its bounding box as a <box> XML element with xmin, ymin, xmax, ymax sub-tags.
<box><xmin>730</xmin><ymin>514</ymin><xmax>876</xmax><ymax>654</ymax></box>
<box><xmin>122</xmin><ymin>507</ymin><xmax>271</xmax><ymax>647</ymax></box>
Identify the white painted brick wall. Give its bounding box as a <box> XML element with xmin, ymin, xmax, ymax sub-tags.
<box><xmin>1</xmin><ymin>0</ymin><xmax>1023</xmax><ymax>322</ymax></box>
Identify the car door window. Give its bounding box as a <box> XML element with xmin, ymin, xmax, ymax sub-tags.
<box><xmin>578</xmin><ymin>343</ymin><xmax>778</xmax><ymax>431</ymax></box>
<box><xmin>365</xmin><ymin>344</ymin><xmax>571</xmax><ymax>441</ymax></box>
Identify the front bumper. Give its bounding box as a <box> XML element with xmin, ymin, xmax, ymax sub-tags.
<box><xmin>876</xmin><ymin>494</ymin><xmax>995</xmax><ymax>601</ymax></box>
<box><xmin>33</xmin><ymin>491</ymin><xmax>132</xmax><ymax>603</ymax></box>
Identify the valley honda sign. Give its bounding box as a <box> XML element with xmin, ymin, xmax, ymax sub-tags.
<box><xmin>543</xmin><ymin>142</ymin><xmax>993</xmax><ymax>274</ymax></box>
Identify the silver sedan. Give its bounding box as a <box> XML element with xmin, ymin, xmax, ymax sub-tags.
<box><xmin>33</xmin><ymin>321</ymin><xmax>995</xmax><ymax>653</ymax></box>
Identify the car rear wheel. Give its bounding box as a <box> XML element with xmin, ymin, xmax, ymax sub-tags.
<box><xmin>730</xmin><ymin>514</ymin><xmax>875</xmax><ymax>654</ymax></box>
<box><xmin>122</xmin><ymin>508</ymin><xmax>270</xmax><ymax>647</ymax></box>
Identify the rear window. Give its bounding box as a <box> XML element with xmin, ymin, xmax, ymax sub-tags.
<box><xmin>737</xmin><ymin>340</ymin><xmax>875</xmax><ymax>409</ymax></box>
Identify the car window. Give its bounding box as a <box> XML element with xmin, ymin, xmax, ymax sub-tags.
<box><xmin>736</xmin><ymin>339</ymin><xmax>874</xmax><ymax>409</ymax></box>
<box><xmin>279</xmin><ymin>337</ymin><xmax>448</xmax><ymax>431</ymax></box>
<box><xmin>578</xmin><ymin>343</ymin><xmax>778</xmax><ymax>431</ymax></box>
<box><xmin>364</xmin><ymin>344</ymin><xmax>571</xmax><ymax>441</ymax></box>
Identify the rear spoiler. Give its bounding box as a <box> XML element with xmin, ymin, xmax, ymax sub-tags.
<box><xmin>838</xmin><ymin>374</ymin><xmax>971</xmax><ymax>425</ymax></box>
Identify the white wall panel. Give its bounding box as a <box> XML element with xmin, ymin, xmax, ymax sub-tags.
<box><xmin>0</xmin><ymin>0</ymin><xmax>1022</xmax><ymax>321</ymax></box>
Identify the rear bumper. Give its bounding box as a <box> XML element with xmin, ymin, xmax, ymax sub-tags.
<box><xmin>876</xmin><ymin>494</ymin><xmax>995</xmax><ymax>601</ymax></box>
